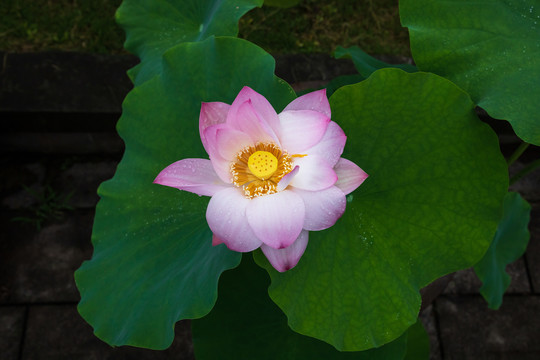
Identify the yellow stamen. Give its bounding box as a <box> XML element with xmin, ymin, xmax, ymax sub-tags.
<box><xmin>230</xmin><ymin>142</ymin><xmax>294</xmax><ymax>198</ymax></box>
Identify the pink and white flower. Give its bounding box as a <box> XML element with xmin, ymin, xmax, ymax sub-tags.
<box><xmin>154</xmin><ymin>87</ymin><xmax>368</xmax><ymax>272</ymax></box>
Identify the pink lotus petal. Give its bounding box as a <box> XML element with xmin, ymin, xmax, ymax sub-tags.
<box><xmin>334</xmin><ymin>158</ymin><xmax>369</xmax><ymax>195</ymax></box>
<box><xmin>202</xmin><ymin>124</ymin><xmax>242</xmax><ymax>183</ymax></box>
<box><xmin>290</xmin><ymin>155</ymin><xmax>337</xmax><ymax>191</ymax></box>
<box><xmin>212</xmin><ymin>234</ymin><xmax>224</xmax><ymax>246</ymax></box>
<box><xmin>305</xmin><ymin>121</ymin><xmax>346</xmax><ymax>167</ymax></box>
<box><xmin>293</xmin><ymin>186</ymin><xmax>346</xmax><ymax>231</ymax></box>
<box><xmin>278</xmin><ymin>110</ymin><xmax>330</xmax><ymax>154</ymax></box>
<box><xmin>208</xmin><ymin>155</ymin><xmax>233</xmax><ymax>184</ymax></box>
<box><xmin>246</xmin><ymin>190</ymin><xmax>305</xmax><ymax>249</ymax></box>
<box><xmin>201</xmin><ymin>124</ymin><xmax>233</xmax><ymax>183</ymax></box>
<box><xmin>277</xmin><ymin>165</ymin><xmax>299</xmax><ymax>192</ymax></box>
<box><xmin>206</xmin><ymin>188</ymin><xmax>263</xmax><ymax>252</ymax></box>
<box><xmin>283</xmin><ymin>89</ymin><xmax>331</xmax><ymax>118</ymax></box>
<box><xmin>227</xmin><ymin>86</ymin><xmax>281</xmax><ymax>139</ymax></box>
<box><xmin>153</xmin><ymin>158</ymin><xmax>228</xmax><ymax>196</ymax></box>
<box><xmin>199</xmin><ymin>102</ymin><xmax>230</xmax><ymax>153</ymax></box>
<box><xmin>261</xmin><ymin>230</ymin><xmax>309</xmax><ymax>272</ymax></box>
<box><xmin>202</xmin><ymin>123</ymin><xmax>224</xmax><ymax>160</ymax></box>
<box><xmin>228</xmin><ymin>100</ymin><xmax>277</xmax><ymax>144</ymax></box>
<box><xmin>215</xmin><ymin>127</ymin><xmax>254</xmax><ymax>160</ymax></box>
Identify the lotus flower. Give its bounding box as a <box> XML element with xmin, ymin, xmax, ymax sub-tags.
<box><xmin>154</xmin><ymin>87</ymin><xmax>367</xmax><ymax>272</ymax></box>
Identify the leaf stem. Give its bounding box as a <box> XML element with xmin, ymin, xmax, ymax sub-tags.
<box><xmin>507</xmin><ymin>142</ymin><xmax>529</xmax><ymax>166</ymax></box>
<box><xmin>510</xmin><ymin>159</ymin><xmax>540</xmax><ymax>185</ymax></box>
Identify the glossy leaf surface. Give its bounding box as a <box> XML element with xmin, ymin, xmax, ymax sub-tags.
<box><xmin>116</xmin><ymin>0</ymin><xmax>263</xmax><ymax>84</ymax></box>
<box><xmin>192</xmin><ymin>255</ymin><xmax>408</xmax><ymax>359</ymax></box>
<box><xmin>474</xmin><ymin>192</ymin><xmax>531</xmax><ymax>309</ymax></box>
<box><xmin>255</xmin><ymin>69</ymin><xmax>508</xmax><ymax>351</ymax></box>
<box><xmin>75</xmin><ymin>36</ymin><xmax>295</xmax><ymax>349</ymax></box>
<box><xmin>325</xmin><ymin>74</ymin><xmax>365</xmax><ymax>97</ymax></box>
<box><xmin>400</xmin><ymin>0</ymin><xmax>540</xmax><ymax>145</ymax></box>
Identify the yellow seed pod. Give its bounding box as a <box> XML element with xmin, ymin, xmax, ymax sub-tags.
<box><xmin>247</xmin><ymin>151</ymin><xmax>278</xmax><ymax>179</ymax></box>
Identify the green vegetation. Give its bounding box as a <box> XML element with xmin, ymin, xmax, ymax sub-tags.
<box><xmin>11</xmin><ymin>185</ymin><xmax>73</xmax><ymax>230</ymax></box>
<box><xmin>0</xmin><ymin>0</ymin><xmax>124</xmax><ymax>53</ymax></box>
<box><xmin>1</xmin><ymin>0</ymin><xmax>409</xmax><ymax>55</ymax></box>
<box><xmin>240</xmin><ymin>0</ymin><xmax>410</xmax><ymax>55</ymax></box>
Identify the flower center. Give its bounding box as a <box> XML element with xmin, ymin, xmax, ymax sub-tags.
<box><xmin>230</xmin><ymin>143</ymin><xmax>293</xmax><ymax>198</ymax></box>
<box><xmin>247</xmin><ymin>151</ymin><xmax>278</xmax><ymax>180</ymax></box>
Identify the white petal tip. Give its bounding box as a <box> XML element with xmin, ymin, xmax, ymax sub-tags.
<box><xmin>277</xmin><ymin>166</ymin><xmax>300</xmax><ymax>192</ymax></box>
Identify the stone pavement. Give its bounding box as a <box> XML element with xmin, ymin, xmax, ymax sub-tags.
<box><xmin>1</xmin><ymin>53</ymin><xmax>539</xmax><ymax>359</ymax></box>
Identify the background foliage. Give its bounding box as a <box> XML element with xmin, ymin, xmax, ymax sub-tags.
<box><xmin>0</xmin><ymin>0</ymin><xmax>410</xmax><ymax>56</ymax></box>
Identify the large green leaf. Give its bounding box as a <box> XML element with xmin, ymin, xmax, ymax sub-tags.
<box><xmin>334</xmin><ymin>45</ymin><xmax>417</xmax><ymax>77</ymax></box>
<box><xmin>75</xmin><ymin>36</ymin><xmax>295</xmax><ymax>349</ymax></box>
<box><xmin>325</xmin><ymin>74</ymin><xmax>365</xmax><ymax>97</ymax></box>
<box><xmin>192</xmin><ymin>255</ymin><xmax>408</xmax><ymax>359</ymax></box>
<box><xmin>400</xmin><ymin>0</ymin><xmax>540</xmax><ymax>145</ymax></box>
<box><xmin>116</xmin><ymin>0</ymin><xmax>263</xmax><ymax>84</ymax></box>
<box><xmin>474</xmin><ymin>191</ymin><xmax>531</xmax><ymax>309</ymax></box>
<box><xmin>255</xmin><ymin>69</ymin><xmax>508</xmax><ymax>351</ymax></box>
<box><xmin>403</xmin><ymin>321</ymin><xmax>430</xmax><ymax>360</ymax></box>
